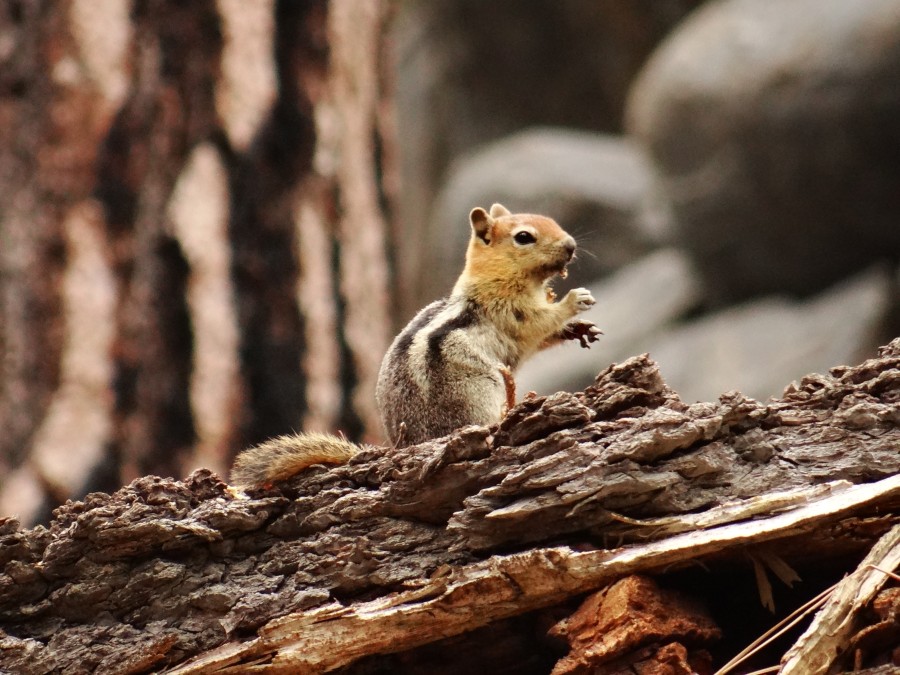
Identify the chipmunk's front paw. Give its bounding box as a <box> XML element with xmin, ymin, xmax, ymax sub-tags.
<box><xmin>566</xmin><ymin>287</ymin><xmax>596</xmax><ymax>313</ymax></box>
<box><xmin>560</xmin><ymin>319</ymin><xmax>603</xmax><ymax>348</ymax></box>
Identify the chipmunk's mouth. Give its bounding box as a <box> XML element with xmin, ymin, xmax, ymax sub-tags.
<box><xmin>537</xmin><ymin>261</ymin><xmax>567</xmax><ymax>281</ymax></box>
<box><xmin>540</xmin><ymin>256</ymin><xmax>572</xmax><ymax>281</ymax></box>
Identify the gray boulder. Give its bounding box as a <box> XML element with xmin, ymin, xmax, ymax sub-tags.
<box><xmin>627</xmin><ymin>0</ymin><xmax>900</xmax><ymax>303</ymax></box>
<box><xmin>646</xmin><ymin>266</ymin><xmax>894</xmax><ymax>402</ymax></box>
<box><xmin>520</xmin><ymin>261</ymin><xmax>893</xmax><ymax>404</ymax></box>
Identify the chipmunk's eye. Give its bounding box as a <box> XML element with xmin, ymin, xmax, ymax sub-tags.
<box><xmin>513</xmin><ymin>230</ymin><xmax>536</xmax><ymax>245</ymax></box>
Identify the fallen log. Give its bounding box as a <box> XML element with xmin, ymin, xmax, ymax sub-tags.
<box><xmin>1</xmin><ymin>339</ymin><xmax>898</xmax><ymax>674</ymax></box>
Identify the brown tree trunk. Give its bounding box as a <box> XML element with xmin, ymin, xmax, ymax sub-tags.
<box><xmin>0</xmin><ymin>1</ymin><xmax>75</xmax><ymax>471</ymax></box>
<box><xmin>99</xmin><ymin>0</ymin><xmax>221</xmax><ymax>484</ymax></box>
<box><xmin>225</xmin><ymin>0</ymin><xmax>322</xmax><ymax>449</ymax></box>
<box><xmin>0</xmin><ymin>0</ymin><xmax>394</xmax><ymax>521</ymax></box>
<box><xmin>226</xmin><ymin>0</ymin><xmax>394</xmax><ymax>447</ymax></box>
<box><xmin>0</xmin><ymin>342</ymin><xmax>897</xmax><ymax>674</ymax></box>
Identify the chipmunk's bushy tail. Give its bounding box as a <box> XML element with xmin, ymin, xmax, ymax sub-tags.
<box><xmin>230</xmin><ymin>432</ymin><xmax>360</xmax><ymax>488</ymax></box>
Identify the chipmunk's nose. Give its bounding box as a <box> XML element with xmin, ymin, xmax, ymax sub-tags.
<box><xmin>563</xmin><ymin>236</ymin><xmax>576</xmax><ymax>258</ymax></box>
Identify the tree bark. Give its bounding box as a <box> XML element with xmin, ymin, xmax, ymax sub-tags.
<box><xmin>225</xmin><ymin>0</ymin><xmax>322</xmax><ymax>449</ymax></box>
<box><xmin>0</xmin><ymin>0</ymin><xmax>395</xmax><ymax>522</ymax></box>
<box><xmin>0</xmin><ymin>1</ymin><xmax>76</xmax><ymax>470</ymax></box>
<box><xmin>1</xmin><ymin>340</ymin><xmax>898</xmax><ymax>674</ymax></box>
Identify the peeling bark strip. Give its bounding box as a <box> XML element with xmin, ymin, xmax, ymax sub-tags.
<box><xmin>780</xmin><ymin>523</ymin><xmax>900</xmax><ymax>674</ymax></box>
<box><xmin>0</xmin><ymin>341</ymin><xmax>898</xmax><ymax>674</ymax></box>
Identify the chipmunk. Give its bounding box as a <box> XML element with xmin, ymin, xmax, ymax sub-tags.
<box><xmin>230</xmin><ymin>203</ymin><xmax>600</xmax><ymax>488</ymax></box>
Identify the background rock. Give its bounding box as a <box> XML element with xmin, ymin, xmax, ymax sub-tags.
<box><xmin>649</xmin><ymin>266</ymin><xmax>893</xmax><ymax>402</ymax></box>
<box><xmin>522</xmin><ymin>264</ymin><xmax>894</xmax><ymax>404</ymax></box>
<box><xmin>390</xmin><ymin>0</ymin><xmax>705</xmax><ymax>317</ymax></box>
<box><xmin>627</xmin><ymin>0</ymin><xmax>900</xmax><ymax>304</ymax></box>
<box><xmin>389</xmin><ymin>0</ymin><xmax>900</xmax><ymax>417</ymax></box>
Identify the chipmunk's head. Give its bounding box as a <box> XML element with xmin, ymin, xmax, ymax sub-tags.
<box><xmin>463</xmin><ymin>203</ymin><xmax>576</xmax><ymax>287</ymax></box>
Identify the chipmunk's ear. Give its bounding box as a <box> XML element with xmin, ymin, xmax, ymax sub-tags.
<box><xmin>489</xmin><ymin>203</ymin><xmax>511</xmax><ymax>218</ymax></box>
<box><xmin>469</xmin><ymin>207</ymin><xmax>493</xmax><ymax>244</ymax></box>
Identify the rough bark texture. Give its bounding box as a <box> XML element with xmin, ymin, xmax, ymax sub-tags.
<box><xmin>547</xmin><ymin>575</ymin><xmax>720</xmax><ymax>674</ymax></box>
<box><xmin>0</xmin><ymin>341</ymin><xmax>898</xmax><ymax>674</ymax></box>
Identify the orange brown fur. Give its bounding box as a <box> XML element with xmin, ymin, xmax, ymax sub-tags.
<box><xmin>451</xmin><ymin>205</ymin><xmax>591</xmax><ymax>368</ymax></box>
<box><xmin>230</xmin><ymin>432</ymin><xmax>359</xmax><ymax>487</ymax></box>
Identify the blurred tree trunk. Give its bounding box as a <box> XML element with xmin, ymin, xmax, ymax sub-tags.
<box><xmin>0</xmin><ymin>0</ymin><xmax>395</xmax><ymax>523</ymax></box>
<box><xmin>0</xmin><ymin>2</ymin><xmax>72</xmax><ymax>480</ymax></box>
<box><xmin>98</xmin><ymin>0</ymin><xmax>220</xmax><ymax>487</ymax></box>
